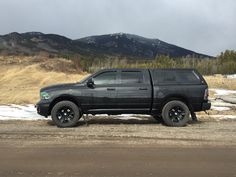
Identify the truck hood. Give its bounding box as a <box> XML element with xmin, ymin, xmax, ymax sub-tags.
<box><xmin>40</xmin><ymin>83</ymin><xmax>81</xmax><ymax>92</ymax></box>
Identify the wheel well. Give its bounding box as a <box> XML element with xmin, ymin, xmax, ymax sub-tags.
<box><xmin>49</xmin><ymin>96</ymin><xmax>81</xmax><ymax>115</ymax></box>
<box><xmin>161</xmin><ymin>96</ymin><xmax>192</xmax><ymax>112</ymax></box>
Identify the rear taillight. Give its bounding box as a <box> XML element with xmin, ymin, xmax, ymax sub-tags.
<box><xmin>204</xmin><ymin>88</ymin><xmax>209</xmax><ymax>100</ymax></box>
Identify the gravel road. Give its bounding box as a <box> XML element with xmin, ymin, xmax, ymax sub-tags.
<box><xmin>0</xmin><ymin>116</ymin><xmax>236</xmax><ymax>147</ymax></box>
<box><xmin>0</xmin><ymin>116</ymin><xmax>236</xmax><ymax>177</ymax></box>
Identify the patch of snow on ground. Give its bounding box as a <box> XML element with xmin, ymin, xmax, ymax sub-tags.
<box><xmin>210</xmin><ymin>89</ymin><xmax>236</xmax><ymax>96</ymax></box>
<box><xmin>210</xmin><ymin>98</ymin><xmax>236</xmax><ymax>111</ymax></box>
<box><xmin>0</xmin><ymin>105</ymin><xmax>150</xmax><ymax>121</ymax></box>
<box><xmin>116</xmin><ymin>114</ymin><xmax>150</xmax><ymax>120</ymax></box>
<box><xmin>211</xmin><ymin>106</ymin><xmax>230</xmax><ymax>111</ymax></box>
<box><xmin>214</xmin><ymin>115</ymin><xmax>236</xmax><ymax>120</ymax></box>
<box><xmin>0</xmin><ymin>104</ymin><xmax>49</xmax><ymax>120</ymax></box>
<box><xmin>0</xmin><ymin>104</ymin><xmax>235</xmax><ymax>121</ymax></box>
<box><xmin>198</xmin><ymin>114</ymin><xmax>236</xmax><ymax>120</ymax></box>
<box><xmin>226</xmin><ymin>74</ymin><xmax>236</xmax><ymax>79</ymax></box>
<box><xmin>211</xmin><ymin>99</ymin><xmax>236</xmax><ymax>107</ymax></box>
<box><xmin>94</xmin><ymin>114</ymin><xmax>149</xmax><ymax>120</ymax></box>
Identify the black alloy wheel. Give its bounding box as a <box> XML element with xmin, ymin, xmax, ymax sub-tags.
<box><xmin>56</xmin><ymin>106</ymin><xmax>75</xmax><ymax>124</ymax></box>
<box><xmin>162</xmin><ymin>100</ymin><xmax>190</xmax><ymax>127</ymax></box>
<box><xmin>168</xmin><ymin>106</ymin><xmax>186</xmax><ymax>123</ymax></box>
<box><xmin>51</xmin><ymin>101</ymin><xmax>81</xmax><ymax>128</ymax></box>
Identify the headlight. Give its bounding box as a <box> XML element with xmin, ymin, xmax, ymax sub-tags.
<box><xmin>40</xmin><ymin>91</ymin><xmax>50</xmax><ymax>100</ymax></box>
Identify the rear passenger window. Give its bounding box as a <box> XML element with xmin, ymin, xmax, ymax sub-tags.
<box><xmin>121</xmin><ymin>71</ymin><xmax>143</xmax><ymax>84</ymax></box>
<box><xmin>153</xmin><ymin>70</ymin><xmax>200</xmax><ymax>84</ymax></box>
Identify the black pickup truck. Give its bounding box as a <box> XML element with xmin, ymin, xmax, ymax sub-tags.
<box><xmin>36</xmin><ymin>68</ymin><xmax>211</xmax><ymax>127</ymax></box>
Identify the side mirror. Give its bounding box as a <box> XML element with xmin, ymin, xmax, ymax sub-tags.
<box><xmin>87</xmin><ymin>78</ymin><xmax>94</xmax><ymax>88</ymax></box>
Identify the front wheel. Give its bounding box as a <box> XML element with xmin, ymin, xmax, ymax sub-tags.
<box><xmin>51</xmin><ymin>101</ymin><xmax>81</xmax><ymax>128</ymax></box>
<box><xmin>162</xmin><ymin>101</ymin><xmax>190</xmax><ymax>127</ymax></box>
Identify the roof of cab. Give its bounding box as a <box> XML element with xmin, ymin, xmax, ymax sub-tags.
<box><xmin>99</xmin><ymin>68</ymin><xmax>197</xmax><ymax>72</ymax></box>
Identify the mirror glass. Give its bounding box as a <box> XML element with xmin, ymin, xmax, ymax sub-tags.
<box><xmin>87</xmin><ymin>78</ymin><xmax>94</xmax><ymax>88</ymax></box>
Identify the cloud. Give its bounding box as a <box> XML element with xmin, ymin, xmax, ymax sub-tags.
<box><xmin>0</xmin><ymin>0</ymin><xmax>235</xmax><ymax>56</ymax></box>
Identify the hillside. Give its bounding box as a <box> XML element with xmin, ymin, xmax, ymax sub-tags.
<box><xmin>0</xmin><ymin>32</ymin><xmax>212</xmax><ymax>58</ymax></box>
<box><xmin>0</xmin><ymin>56</ymin><xmax>87</xmax><ymax>104</ymax></box>
<box><xmin>0</xmin><ymin>32</ymin><xmax>74</xmax><ymax>56</ymax></box>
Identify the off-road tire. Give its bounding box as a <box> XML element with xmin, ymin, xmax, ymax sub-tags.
<box><xmin>51</xmin><ymin>101</ymin><xmax>81</xmax><ymax>128</ymax></box>
<box><xmin>162</xmin><ymin>100</ymin><xmax>190</xmax><ymax>127</ymax></box>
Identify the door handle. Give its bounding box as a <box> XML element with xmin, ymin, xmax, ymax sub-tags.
<box><xmin>139</xmin><ymin>88</ymin><xmax>148</xmax><ymax>90</ymax></box>
<box><xmin>107</xmin><ymin>88</ymin><xmax>116</xmax><ymax>91</ymax></box>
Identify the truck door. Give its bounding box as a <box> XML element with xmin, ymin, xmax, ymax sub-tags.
<box><xmin>85</xmin><ymin>70</ymin><xmax>118</xmax><ymax>111</ymax></box>
<box><xmin>116</xmin><ymin>70</ymin><xmax>152</xmax><ymax>113</ymax></box>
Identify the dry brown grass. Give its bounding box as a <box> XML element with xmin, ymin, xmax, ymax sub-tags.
<box><xmin>204</xmin><ymin>75</ymin><xmax>236</xmax><ymax>90</ymax></box>
<box><xmin>0</xmin><ymin>56</ymin><xmax>235</xmax><ymax>104</ymax></box>
<box><xmin>204</xmin><ymin>75</ymin><xmax>236</xmax><ymax>98</ymax></box>
<box><xmin>0</xmin><ymin>56</ymin><xmax>88</xmax><ymax>104</ymax></box>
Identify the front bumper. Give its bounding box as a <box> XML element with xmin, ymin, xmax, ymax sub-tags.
<box><xmin>36</xmin><ymin>100</ymin><xmax>50</xmax><ymax>117</ymax></box>
<box><xmin>202</xmin><ymin>101</ymin><xmax>211</xmax><ymax>111</ymax></box>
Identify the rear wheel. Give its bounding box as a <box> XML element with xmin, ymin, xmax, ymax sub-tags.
<box><xmin>162</xmin><ymin>100</ymin><xmax>190</xmax><ymax>127</ymax></box>
<box><xmin>51</xmin><ymin>101</ymin><xmax>81</xmax><ymax>128</ymax></box>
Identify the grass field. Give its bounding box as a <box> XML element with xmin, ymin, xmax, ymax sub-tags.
<box><xmin>204</xmin><ymin>75</ymin><xmax>236</xmax><ymax>90</ymax></box>
<box><xmin>0</xmin><ymin>56</ymin><xmax>235</xmax><ymax>104</ymax></box>
<box><xmin>0</xmin><ymin>56</ymin><xmax>87</xmax><ymax>104</ymax></box>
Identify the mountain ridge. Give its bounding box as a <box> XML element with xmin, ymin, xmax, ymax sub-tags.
<box><xmin>0</xmin><ymin>32</ymin><xmax>213</xmax><ymax>58</ymax></box>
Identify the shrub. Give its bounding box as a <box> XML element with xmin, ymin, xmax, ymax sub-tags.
<box><xmin>68</xmin><ymin>50</ymin><xmax>236</xmax><ymax>75</ymax></box>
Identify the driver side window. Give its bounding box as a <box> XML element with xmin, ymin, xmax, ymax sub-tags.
<box><xmin>93</xmin><ymin>71</ymin><xmax>117</xmax><ymax>85</ymax></box>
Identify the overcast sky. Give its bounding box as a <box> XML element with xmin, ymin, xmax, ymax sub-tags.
<box><xmin>0</xmin><ymin>0</ymin><xmax>235</xmax><ymax>56</ymax></box>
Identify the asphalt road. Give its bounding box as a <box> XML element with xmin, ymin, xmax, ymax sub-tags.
<box><xmin>0</xmin><ymin>146</ymin><xmax>235</xmax><ymax>177</ymax></box>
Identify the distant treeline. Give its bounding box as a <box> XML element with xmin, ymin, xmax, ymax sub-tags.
<box><xmin>68</xmin><ymin>50</ymin><xmax>236</xmax><ymax>75</ymax></box>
